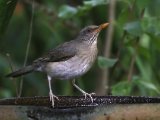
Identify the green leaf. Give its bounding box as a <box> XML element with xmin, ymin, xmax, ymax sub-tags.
<box><xmin>0</xmin><ymin>0</ymin><xmax>18</xmax><ymax>39</ymax></box>
<box><xmin>136</xmin><ymin>0</ymin><xmax>151</xmax><ymax>9</ymax></box>
<box><xmin>123</xmin><ymin>21</ymin><xmax>142</xmax><ymax>37</ymax></box>
<box><xmin>139</xmin><ymin>81</ymin><xmax>160</xmax><ymax>94</ymax></box>
<box><xmin>84</xmin><ymin>0</ymin><xmax>109</xmax><ymax>7</ymax></box>
<box><xmin>98</xmin><ymin>56</ymin><xmax>117</xmax><ymax>69</ymax></box>
<box><xmin>147</xmin><ymin>0</ymin><xmax>160</xmax><ymax>17</ymax></box>
<box><xmin>58</xmin><ymin>5</ymin><xmax>78</xmax><ymax>19</ymax></box>
<box><xmin>58</xmin><ymin>1</ymin><xmax>109</xmax><ymax>19</ymax></box>
<box><xmin>136</xmin><ymin>57</ymin><xmax>152</xmax><ymax>81</ymax></box>
<box><xmin>111</xmin><ymin>81</ymin><xmax>132</xmax><ymax>96</ymax></box>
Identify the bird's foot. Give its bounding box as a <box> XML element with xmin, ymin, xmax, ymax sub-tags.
<box><xmin>49</xmin><ymin>91</ymin><xmax>59</xmax><ymax>107</ymax></box>
<box><xmin>71</xmin><ymin>79</ymin><xmax>95</xmax><ymax>103</ymax></box>
<box><xmin>83</xmin><ymin>92</ymin><xmax>96</xmax><ymax>103</ymax></box>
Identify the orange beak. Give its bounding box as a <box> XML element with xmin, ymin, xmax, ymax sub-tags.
<box><xmin>95</xmin><ymin>22</ymin><xmax>109</xmax><ymax>32</ymax></box>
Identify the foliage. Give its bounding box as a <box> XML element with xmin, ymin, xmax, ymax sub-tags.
<box><xmin>0</xmin><ymin>0</ymin><xmax>18</xmax><ymax>39</ymax></box>
<box><xmin>98</xmin><ymin>56</ymin><xmax>117</xmax><ymax>69</ymax></box>
<box><xmin>0</xmin><ymin>0</ymin><xmax>160</xmax><ymax>98</ymax></box>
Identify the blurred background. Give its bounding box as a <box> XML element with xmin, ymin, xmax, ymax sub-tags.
<box><xmin>0</xmin><ymin>0</ymin><xmax>160</xmax><ymax>98</ymax></box>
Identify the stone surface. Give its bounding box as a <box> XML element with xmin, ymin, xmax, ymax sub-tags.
<box><xmin>0</xmin><ymin>96</ymin><xmax>160</xmax><ymax>120</ymax></box>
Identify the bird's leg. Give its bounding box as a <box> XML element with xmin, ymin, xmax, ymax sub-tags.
<box><xmin>72</xmin><ymin>79</ymin><xmax>95</xmax><ymax>103</ymax></box>
<box><xmin>47</xmin><ymin>76</ymin><xmax>59</xmax><ymax>107</ymax></box>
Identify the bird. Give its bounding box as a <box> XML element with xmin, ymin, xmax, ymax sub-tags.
<box><xmin>6</xmin><ymin>22</ymin><xmax>109</xmax><ymax>107</ymax></box>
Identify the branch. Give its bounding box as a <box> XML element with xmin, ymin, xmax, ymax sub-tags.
<box><xmin>96</xmin><ymin>0</ymin><xmax>116</xmax><ymax>95</ymax></box>
<box><xmin>18</xmin><ymin>0</ymin><xmax>35</xmax><ymax>97</ymax></box>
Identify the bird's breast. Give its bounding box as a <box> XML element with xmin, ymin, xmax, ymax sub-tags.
<box><xmin>45</xmin><ymin>46</ymin><xmax>97</xmax><ymax>80</ymax></box>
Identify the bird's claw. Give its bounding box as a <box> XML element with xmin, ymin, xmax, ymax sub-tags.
<box><xmin>84</xmin><ymin>92</ymin><xmax>96</xmax><ymax>103</ymax></box>
<box><xmin>49</xmin><ymin>91</ymin><xmax>59</xmax><ymax>107</ymax></box>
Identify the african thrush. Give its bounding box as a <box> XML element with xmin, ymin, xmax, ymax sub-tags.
<box><xmin>6</xmin><ymin>22</ymin><xmax>109</xmax><ymax>107</ymax></box>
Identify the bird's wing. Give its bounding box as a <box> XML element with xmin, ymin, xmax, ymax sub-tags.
<box><xmin>33</xmin><ymin>41</ymin><xmax>76</xmax><ymax>64</ymax></box>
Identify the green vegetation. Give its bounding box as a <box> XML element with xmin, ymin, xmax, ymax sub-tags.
<box><xmin>0</xmin><ymin>0</ymin><xmax>160</xmax><ymax>98</ymax></box>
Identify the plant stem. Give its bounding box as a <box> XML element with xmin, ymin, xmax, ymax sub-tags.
<box><xmin>18</xmin><ymin>0</ymin><xmax>35</xmax><ymax>97</ymax></box>
<box><xmin>96</xmin><ymin>0</ymin><xmax>116</xmax><ymax>95</ymax></box>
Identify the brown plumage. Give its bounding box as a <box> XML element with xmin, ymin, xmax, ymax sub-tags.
<box><xmin>6</xmin><ymin>23</ymin><xmax>109</xmax><ymax>107</ymax></box>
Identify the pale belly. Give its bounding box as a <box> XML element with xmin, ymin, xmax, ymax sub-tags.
<box><xmin>44</xmin><ymin>56</ymin><xmax>95</xmax><ymax>80</ymax></box>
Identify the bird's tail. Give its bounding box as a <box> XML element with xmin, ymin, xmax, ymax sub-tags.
<box><xmin>6</xmin><ymin>65</ymin><xmax>34</xmax><ymax>78</ymax></box>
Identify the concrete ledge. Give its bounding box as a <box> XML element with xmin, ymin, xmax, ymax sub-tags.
<box><xmin>0</xmin><ymin>96</ymin><xmax>160</xmax><ymax>120</ymax></box>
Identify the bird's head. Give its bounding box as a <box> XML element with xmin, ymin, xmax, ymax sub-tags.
<box><xmin>77</xmin><ymin>22</ymin><xmax>109</xmax><ymax>44</ymax></box>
